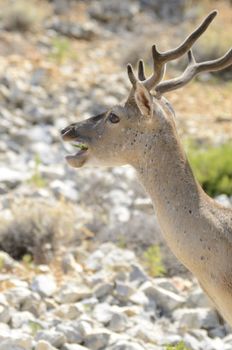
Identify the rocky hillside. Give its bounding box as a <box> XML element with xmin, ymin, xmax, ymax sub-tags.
<box><xmin>0</xmin><ymin>1</ymin><xmax>232</xmax><ymax>349</ymax></box>
<box><xmin>0</xmin><ymin>0</ymin><xmax>231</xmax><ymax>270</ymax></box>
<box><xmin>0</xmin><ymin>242</ymin><xmax>232</xmax><ymax>350</ymax></box>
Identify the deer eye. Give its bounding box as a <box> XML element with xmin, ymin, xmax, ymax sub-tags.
<box><xmin>108</xmin><ymin>113</ymin><xmax>120</xmax><ymax>124</ymax></box>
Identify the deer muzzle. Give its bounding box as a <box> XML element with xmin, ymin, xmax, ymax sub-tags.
<box><xmin>61</xmin><ymin>124</ymin><xmax>90</xmax><ymax>168</ymax></box>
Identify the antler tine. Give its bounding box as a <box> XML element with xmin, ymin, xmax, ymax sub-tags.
<box><xmin>143</xmin><ymin>10</ymin><xmax>218</xmax><ymax>91</ymax></box>
<box><xmin>127</xmin><ymin>63</ymin><xmax>137</xmax><ymax>88</ymax></box>
<box><xmin>155</xmin><ymin>48</ymin><xmax>232</xmax><ymax>96</ymax></box>
<box><xmin>143</xmin><ymin>44</ymin><xmax>166</xmax><ymax>90</ymax></box>
<box><xmin>199</xmin><ymin>48</ymin><xmax>232</xmax><ymax>72</ymax></box>
<box><xmin>187</xmin><ymin>49</ymin><xmax>196</xmax><ymax>65</ymax></box>
<box><xmin>138</xmin><ymin>60</ymin><xmax>146</xmax><ymax>81</ymax></box>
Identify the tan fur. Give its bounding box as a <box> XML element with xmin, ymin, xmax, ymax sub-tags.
<box><xmin>62</xmin><ymin>93</ymin><xmax>232</xmax><ymax>325</ymax></box>
<box><xmin>61</xmin><ymin>11</ymin><xmax>232</xmax><ymax>325</ymax></box>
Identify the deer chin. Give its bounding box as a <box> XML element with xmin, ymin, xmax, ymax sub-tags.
<box><xmin>65</xmin><ymin>149</ymin><xmax>89</xmax><ymax>168</ymax></box>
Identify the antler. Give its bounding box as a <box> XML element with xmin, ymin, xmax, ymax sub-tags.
<box><xmin>128</xmin><ymin>10</ymin><xmax>232</xmax><ymax>97</ymax></box>
<box><xmin>155</xmin><ymin>48</ymin><xmax>232</xmax><ymax>96</ymax></box>
<box><xmin>138</xmin><ymin>60</ymin><xmax>146</xmax><ymax>81</ymax></box>
<box><xmin>127</xmin><ymin>10</ymin><xmax>218</xmax><ymax>90</ymax></box>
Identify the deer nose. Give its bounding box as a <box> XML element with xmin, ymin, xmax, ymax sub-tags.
<box><xmin>61</xmin><ymin>124</ymin><xmax>77</xmax><ymax>140</ymax></box>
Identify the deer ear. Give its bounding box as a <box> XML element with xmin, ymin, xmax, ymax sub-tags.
<box><xmin>134</xmin><ymin>82</ymin><xmax>153</xmax><ymax>118</ymax></box>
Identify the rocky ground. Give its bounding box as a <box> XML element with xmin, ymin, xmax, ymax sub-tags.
<box><xmin>0</xmin><ymin>242</ymin><xmax>232</xmax><ymax>350</ymax></box>
<box><xmin>0</xmin><ymin>0</ymin><xmax>232</xmax><ymax>349</ymax></box>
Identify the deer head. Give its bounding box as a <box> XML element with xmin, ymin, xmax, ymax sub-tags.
<box><xmin>61</xmin><ymin>10</ymin><xmax>232</xmax><ymax>169</ymax></box>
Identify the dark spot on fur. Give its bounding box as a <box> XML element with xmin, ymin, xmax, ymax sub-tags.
<box><xmin>220</xmin><ymin>273</ymin><xmax>232</xmax><ymax>293</ymax></box>
<box><xmin>210</xmin><ymin>272</ymin><xmax>216</xmax><ymax>280</ymax></box>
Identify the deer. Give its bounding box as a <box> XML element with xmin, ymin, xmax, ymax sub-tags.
<box><xmin>61</xmin><ymin>10</ymin><xmax>232</xmax><ymax>325</ymax></box>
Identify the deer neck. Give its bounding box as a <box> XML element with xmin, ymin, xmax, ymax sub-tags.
<box><xmin>134</xmin><ymin>126</ymin><xmax>207</xmax><ymax>272</ymax></box>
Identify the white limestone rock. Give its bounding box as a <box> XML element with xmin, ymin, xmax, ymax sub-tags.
<box><xmin>0</xmin><ymin>305</ymin><xmax>11</xmax><ymax>324</ymax></box>
<box><xmin>56</xmin><ymin>324</ymin><xmax>83</xmax><ymax>344</ymax></box>
<box><xmin>114</xmin><ymin>281</ymin><xmax>135</xmax><ymax>302</ymax></box>
<box><xmin>93</xmin><ymin>303</ymin><xmax>114</xmax><ymax>324</ymax></box>
<box><xmin>53</xmin><ymin>304</ymin><xmax>82</xmax><ymax>320</ymax></box>
<box><xmin>35</xmin><ymin>340</ymin><xmax>58</xmax><ymax>350</ymax></box>
<box><xmin>108</xmin><ymin>312</ymin><xmax>128</xmax><ymax>332</ymax></box>
<box><xmin>94</xmin><ymin>282</ymin><xmax>114</xmax><ymax>299</ymax></box>
<box><xmin>173</xmin><ymin>307</ymin><xmax>220</xmax><ymax>330</ymax></box>
<box><xmin>4</xmin><ymin>287</ymin><xmax>32</xmax><ymax>308</ymax></box>
<box><xmin>31</xmin><ymin>275</ymin><xmax>57</xmax><ymax>297</ymax></box>
<box><xmin>35</xmin><ymin>330</ymin><xmax>66</xmax><ymax>347</ymax></box>
<box><xmin>186</xmin><ymin>287</ymin><xmax>212</xmax><ymax>308</ymax></box>
<box><xmin>108</xmin><ymin>340</ymin><xmax>146</xmax><ymax>350</ymax></box>
<box><xmin>0</xmin><ymin>330</ymin><xmax>33</xmax><ymax>350</ymax></box>
<box><xmin>62</xmin><ymin>344</ymin><xmax>90</xmax><ymax>350</ymax></box>
<box><xmin>11</xmin><ymin>311</ymin><xmax>35</xmax><ymax>328</ymax></box>
<box><xmin>141</xmin><ymin>281</ymin><xmax>185</xmax><ymax>313</ymax></box>
<box><xmin>129</xmin><ymin>264</ymin><xmax>148</xmax><ymax>286</ymax></box>
<box><xmin>58</xmin><ymin>285</ymin><xmax>91</xmax><ymax>304</ymax></box>
<box><xmin>84</xmin><ymin>330</ymin><xmax>111</xmax><ymax>350</ymax></box>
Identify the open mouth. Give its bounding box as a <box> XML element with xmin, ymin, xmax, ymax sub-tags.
<box><xmin>61</xmin><ymin>124</ymin><xmax>90</xmax><ymax>168</ymax></box>
<box><xmin>66</xmin><ymin>141</ymin><xmax>89</xmax><ymax>168</ymax></box>
<box><xmin>64</xmin><ymin>139</ymin><xmax>89</xmax><ymax>168</ymax></box>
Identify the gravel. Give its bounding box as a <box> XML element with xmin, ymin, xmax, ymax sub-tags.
<box><xmin>0</xmin><ymin>1</ymin><xmax>231</xmax><ymax>349</ymax></box>
<box><xmin>0</xmin><ymin>244</ymin><xmax>231</xmax><ymax>350</ymax></box>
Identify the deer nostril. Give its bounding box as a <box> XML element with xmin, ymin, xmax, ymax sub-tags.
<box><xmin>61</xmin><ymin>126</ymin><xmax>72</xmax><ymax>135</ymax></box>
<box><xmin>60</xmin><ymin>125</ymin><xmax>78</xmax><ymax>140</ymax></box>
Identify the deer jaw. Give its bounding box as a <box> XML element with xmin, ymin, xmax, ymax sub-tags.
<box><xmin>61</xmin><ymin>86</ymin><xmax>166</xmax><ymax>169</ymax></box>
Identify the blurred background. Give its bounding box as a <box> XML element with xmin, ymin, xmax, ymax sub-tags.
<box><xmin>0</xmin><ymin>0</ymin><xmax>231</xmax><ymax>272</ymax></box>
<box><xmin>0</xmin><ymin>1</ymin><xmax>231</xmax><ymax>349</ymax></box>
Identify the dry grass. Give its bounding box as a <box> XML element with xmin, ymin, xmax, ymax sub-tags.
<box><xmin>158</xmin><ymin>1</ymin><xmax>232</xmax><ymax>139</ymax></box>
<box><xmin>172</xmin><ymin>81</ymin><xmax>232</xmax><ymax>118</ymax></box>
<box><xmin>169</xmin><ymin>80</ymin><xmax>232</xmax><ymax>141</ymax></box>
<box><xmin>0</xmin><ymin>0</ymin><xmax>51</xmax><ymax>32</ymax></box>
<box><xmin>187</xmin><ymin>1</ymin><xmax>231</xmax><ymax>68</ymax></box>
<box><xmin>0</xmin><ymin>198</ymin><xmax>77</xmax><ymax>264</ymax></box>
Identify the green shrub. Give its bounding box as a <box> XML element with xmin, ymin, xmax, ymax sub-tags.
<box><xmin>143</xmin><ymin>245</ymin><xmax>166</xmax><ymax>277</ymax></box>
<box><xmin>28</xmin><ymin>320</ymin><xmax>43</xmax><ymax>336</ymax></box>
<box><xmin>166</xmin><ymin>341</ymin><xmax>190</xmax><ymax>350</ymax></box>
<box><xmin>29</xmin><ymin>154</ymin><xmax>47</xmax><ymax>188</ymax></box>
<box><xmin>50</xmin><ymin>36</ymin><xmax>76</xmax><ymax>64</ymax></box>
<box><xmin>186</xmin><ymin>141</ymin><xmax>232</xmax><ymax>197</ymax></box>
<box><xmin>117</xmin><ymin>235</ymin><xmax>127</xmax><ymax>249</ymax></box>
